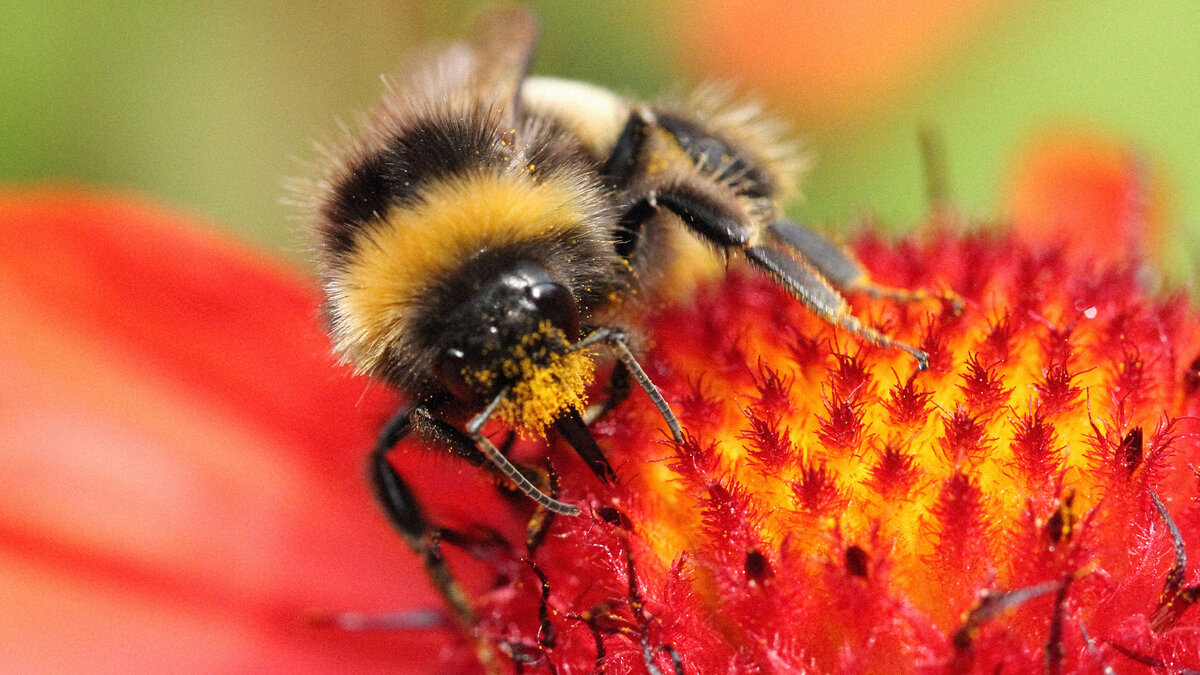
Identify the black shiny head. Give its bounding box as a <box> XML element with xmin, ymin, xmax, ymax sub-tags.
<box><xmin>431</xmin><ymin>260</ymin><xmax>581</xmax><ymax>401</ymax></box>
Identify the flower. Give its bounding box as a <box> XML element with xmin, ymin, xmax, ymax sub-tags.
<box><xmin>3</xmin><ymin>173</ymin><xmax>1198</xmax><ymax>673</ymax></box>
<box><xmin>0</xmin><ymin>188</ymin><xmax>471</xmax><ymax>672</ymax></box>
<box><xmin>670</xmin><ymin>0</ymin><xmax>1012</xmax><ymax>125</ymax></box>
<box><xmin>447</xmin><ymin>217</ymin><xmax>1200</xmax><ymax>672</ymax></box>
<box><xmin>1003</xmin><ymin>128</ymin><xmax>1171</xmax><ymax>270</ymax></box>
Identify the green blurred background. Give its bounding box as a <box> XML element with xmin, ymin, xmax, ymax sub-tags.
<box><xmin>2</xmin><ymin>0</ymin><xmax>1197</xmax><ymax>272</ymax></box>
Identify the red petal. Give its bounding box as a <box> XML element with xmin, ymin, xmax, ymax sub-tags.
<box><xmin>0</xmin><ymin>189</ymin><xmax>452</xmax><ymax>671</ymax></box>
<box><xmin>675</xmin><ymin>0</ymin><xmax>1011</xmax><ymax>123</ymax></box>
<box><xmin>1004</xmin><ymin>129</ymin><xmax>1169</xmax><ymax>266</ymax></box>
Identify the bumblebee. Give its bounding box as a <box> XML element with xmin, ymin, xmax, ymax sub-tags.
<box><xmin>303</xmin><ymin>5</ymin><xmax>931</xmax><ymax>653</ymax></box>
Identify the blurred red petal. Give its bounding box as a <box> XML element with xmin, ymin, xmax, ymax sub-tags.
<box><xmin>0</xmin><ymin>188</ymin><xmax>452</xmax><ymax>672</ymax></box>
<box><xmin>1004</xmin><ymin>129</ymin><xmax>1169</xmax><ymax>266</ymax></box>
<box><xmin>673</xmin><ymin>0</ymin><xmax>1012</xmax><ymax>123</ymax></box>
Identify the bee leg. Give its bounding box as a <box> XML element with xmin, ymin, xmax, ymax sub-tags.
<box><xmin>617</xmin><ymin>187</ymin><xmax>758</xmax><ymax>258</ymax></box>
<box><xmin>767</xmin><ymin>219</ymin><xmax>963</xmax><ymax>311</ymax></box>
<box><xmin>368</xmin><ymin>407</ymin><xmax>499</xmax><ymax>670</ymax></box>
<box><xmin>573</xmin><ymin>328</ymin><xmax>684</xmax><ymax>444</ymax></box>
<box><xmin>623</xmin><ymin>187</ymin><xmax>930</xmax><ymax>369</ymax></box>
<box><xmin>601</xmin><ymin>107</ymin><xmax>654</xmax><ymax>190</ymax></box>
<box><xmin>602</xmin><ymin>108</ymin><xmax>663</xmax><ymax>259</ymax></box>
<box><xmin>396</xmin><ymin>402</ymin><xmax>581</xmax><ymax>516</ymax></box>
<box><xmin>743</xmin><ymin>244</ymin><xmax>929</xmax><ymax>369</ymax></box>
<box><xmin>371</xmin><ymin>407</ymin><xmax>564</xmax><ymax>610</ymax></box>
<box><xmin>466</xmin><ymin>391</ymin><xmax>583</xmax><ymax>516</ymax></box>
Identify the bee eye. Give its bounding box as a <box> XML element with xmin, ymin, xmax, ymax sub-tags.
<box><xmin>529</xmin><ymin>282</ymin><xmax>580</xmax><ymax>342</ymax></box>
<box><xmin>433</xmin><ymin>347</ymin><xmax>475</xmax><ymax>400</ymax></box>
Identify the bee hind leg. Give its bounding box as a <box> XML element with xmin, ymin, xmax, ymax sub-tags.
<box><xmin>743</xmin><ymin>244</ymin><xmax>929</xmax><ymax>370</ymax></box>
<box><xmin>620</xmin><ymin>184</ymin><xmax>929</xmax><ymax>369</ymax></box>
<box><xmin>767</xmin><ymin>219</ymin><xmax>963</xmax><ymax>312</ymax></box>
<box><xmin>464</xmin><ymin>394</ymin><xmax>582</xmax><ymax>516</ymax></box>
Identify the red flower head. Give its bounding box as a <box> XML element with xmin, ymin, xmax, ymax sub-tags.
<box><xmin>3</xmin><ymin>154</ymin><xmax>1200</xmax><ymax>674</ymax></box>
<box><xmin>404</xmin><ymin>216</ymin><xmax>1199</xmax><ymax>672</ymax></box>
<box><xmin>0</xmin><ymin>189</ymin><xmax>449</xmax><ymax>673</ymax></box>
<box><xmin>5</xmin><ymin>4</ymin><xmax>1199</xmax><ymax>673</ymax></box>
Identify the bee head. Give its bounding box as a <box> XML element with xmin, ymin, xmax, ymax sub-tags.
<box><xmin>433</xmin><ymin>261</ymin><xmax>593</xmax><ymax>433</ymax></box>
<box><xmin>316</xmin><ymin>144</ymin><xmax>617</xmax><ymax>432</ymax></box>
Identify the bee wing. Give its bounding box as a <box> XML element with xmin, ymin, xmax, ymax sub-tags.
<box><xmin>393</xmin><ymin>7</ymin><xmax>538</xmax><ymax>121</ymax></box>
<box><xmin>465</xmin><ymin>6</ymin><xmax>539</xmax><ymax>112</ymax></box>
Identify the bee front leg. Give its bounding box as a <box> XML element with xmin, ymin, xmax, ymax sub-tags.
<box><xmin>462</xmin><ymin>392</ymin><xmax>583</xmax><ymax>516</ymax></box>
<box><xmin>368</xmin><ymin>407</ymin><xmax>481</xmax><ymax>630</ymax></box>
<box><xmin>371</xmin><ymin>404</ymin><xmax>575</xmax><ymax>601</ymax></box>
<box><xmin>573</xmin><ymin>328</ymin><xmax>684</xmax><ymax>444</ymax></box>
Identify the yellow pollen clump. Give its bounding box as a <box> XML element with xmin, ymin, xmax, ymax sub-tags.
<box><xmin>467</xmin><ymin>322</ymin><xmax>595</xmax><ymax>435</ymax></box>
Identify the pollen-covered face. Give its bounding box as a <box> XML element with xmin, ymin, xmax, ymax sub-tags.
<box><xmin>457</xmin><ymin>320</ymin><xmax>595</xmax><ymax>435</ymax></box>
<box><xmin>434</xmin><ymin>275</ymin><xmax>595</xmax><ymax>435</ymax></box>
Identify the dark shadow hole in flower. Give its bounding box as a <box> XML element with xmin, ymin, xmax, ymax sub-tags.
<box><xmin>595</xmin><ymin>504</ymin><xmax>632</xmax><ymax>530</ymax></box>
<box><xmin>1183</xmin><ymin>352</ymin><xmax>1200</xmax><ymax>396</ymax></box>
<box><xmin>744</xmin><ymin>548</ymin><xmax>773</xmax><ymax>582</ymax></box>
<box><xmin>1119</xmin><ymin>426</ymin><xmax>1144</xmax><ymax>477</ymax></box>
<box><xmin>845</xmin><ymin>545</ymin><xmax>870</xmax><ymax>579</ymax></box>
<box><xmin>1042</xmin><ymin>491</ymin><xmax>1076</xmax><ymax>546</ymax></box>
